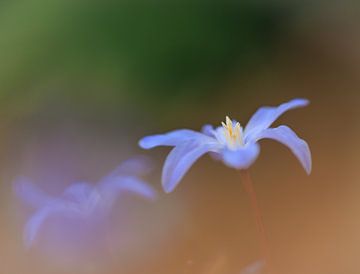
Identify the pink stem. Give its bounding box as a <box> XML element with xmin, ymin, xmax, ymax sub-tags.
<box><xmin>240</xmin><ymin>170</ymin><xmax>274</xmax><ymax>274</ymax></box>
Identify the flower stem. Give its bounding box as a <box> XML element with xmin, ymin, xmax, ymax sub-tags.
<box><xmin>240</xmin><ymin>170</ymin><xmax>274</xmax><ymax>274</ymax></box>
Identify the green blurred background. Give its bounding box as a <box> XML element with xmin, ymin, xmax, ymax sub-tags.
<box><xmin>0</xmin><ymin>1</ymin><xmax>292</xmax><ymax>119</ymax></box>
<box><xmin>1</xmin><ymin>1</ymin><xmax>360</xmax><ymax>274</ymax></box>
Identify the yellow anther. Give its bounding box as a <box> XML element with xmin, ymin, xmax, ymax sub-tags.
<box><xmin>221</xmin><ymin>116</ymin><xmax>244</xmax><ymax>149</ymax></box>
<box><xmin>226</xmin><ymin>116</ymin><xmax>232</xmax><ymax>127</ymax></box>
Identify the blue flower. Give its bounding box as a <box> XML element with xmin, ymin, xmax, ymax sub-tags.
<box><xmin>14</xmin><ymin>156</ymin><xmax>157</xmax><ymax>249</ymax></box>
<box><xmin>139</xmin><ymin>98</ymin><xmax>312</xmax><ymax>193</ymax></box>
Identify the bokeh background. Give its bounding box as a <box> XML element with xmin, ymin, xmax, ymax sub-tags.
<box><xmin>0</xmin><ymin>1</ymin><xmax>359</xmax><ymax>274</ymax></box>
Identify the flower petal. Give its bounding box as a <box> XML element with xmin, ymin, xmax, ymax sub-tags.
<box><xmin>139</xmin><ymin>129</ymin><xmax>209</xmax><ymax>149</ymax></box>
<box><xmin>222</xmin><ymin>143</ymin><xmax>260</xmax><ymax>169</ymax></box>
<box><xmin>162</xmin><ymin>140</ymin><xmax>220</xmax><ymax>193</ymax></box>
<box><xmin>62</xmin><ymin>182</ymin><xmax>95</xmax><ymax>203</ymax></box>
<box><xmin>14</xmin><ymin>177</ymin><xmax>55</xmax><ymax>209</ymax></box>
<box><xmin>103</xmin><ymin>156</ymin><xmax>153</xmax><ymax>179</ymax></box>
<box><xmin>244</xmin><ymin>98</ymin><xmax>309</xmax><ymax>140</ymax></box>
<box><xmin>100</xmin><ymin>176</ymin><xmax>157</xmax><ymax>201</ymax></box>
<box><xmin>24</xmin><ymin>203</ymin><xmax>75</xmax><ymax>249</ymax></box>
<box><xmin>201</xmin><ymin>124</ymin><xmax>216</xmax><ymax>137</ymax></box>
<box><xmin>254</xmin><ymin>125</ymin><xmax>312</xmax><ymax>174</ymax></box>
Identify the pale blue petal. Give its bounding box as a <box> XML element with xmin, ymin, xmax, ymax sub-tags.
<box><xmin>118</xmin><ymin>177</ymin><xmax>157</xmax><ymax>200</ymax></box>
<box><xmin>162</xmin><ymin>140</ymin><xmax>220</xmax><ymax>193</ymax></box>
<box><xmin>62</xmin><ymin>183</ymin><xmax>103</xmax><ymax>215</ymax></box>
<box><xmin>254</xmin><ymin>125</ymin><xmax>312</xmax><ymax>174</ymax></box>
<box><xmin>14</xmin><ymin>177</ymin><xmax>55</xmax><ymax>208</ymax></box>
<box><xmin>201</xmin><ymin>124</ymin><xmax>216</xmax><ymax>137</ymax></box>
<box><xmin>139</xmin><ymin>129</ymin><xmax>209</xmax><ymax>149</ymax></box>
<box><xmin>103</xmin><ymin>156</ymin><xmax>153</xmax><ymax>179</ymax></box>
<box><xmin>24</xmin><ymin>203</ymin><xmax>75</xmax><ymax>249</ymax></box>
<box><xmin>62</xmin><ymin>182</ymin><xmax>94</xmax><ymax>203</ymax></box>
<box><xmin>24</xmin><ymin>206</ymin><xmax>53</xmax><ymax>248</ymax></box>
<box><xmin>222</xmin><ymin>143</ymin><xmax>260</xmax><ymax>169</ymax></box>
<box><xmin>202</xmin><ymin>125</ymin><xmax>231</xmax><ymax>149</ymax></box>
<box><xmin>100</xmin><ymin>176</ymin><xmax>157</xmax><ymax>200</ymax></box>
<box><xmin>203</xmin><ymin>125</ymin><xmax>229</xmax><ymax>144</ymax></box>
<box><xmin>201</xmin><ymin>125</ymin><xmax>223</xmax><ymax>161</ymax></box>
<box><xmin>244</xmin><ymin>98</ymin><xmax>309</xmax><ymax>140</ymax></box>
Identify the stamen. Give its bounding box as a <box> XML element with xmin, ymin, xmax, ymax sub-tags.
<box><xmin>226</xmin><ymin>116</ymin><xmax>232</xmax><ymax>128</ymax></box>
<box><xmin>221</xmin><ymin>116</ymin><xmax>244</xmax><ymax>149</ymax></box>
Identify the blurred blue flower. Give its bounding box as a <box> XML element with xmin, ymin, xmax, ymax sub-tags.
<box><xmin>14</xmin><ymin>156</ymin><xmax>157</xmax><ymax>249</ymax></box>
<box><xmin>139</xmin><ymin>98</ymin><xmax>311</xmax><ymax>193</ymax></box>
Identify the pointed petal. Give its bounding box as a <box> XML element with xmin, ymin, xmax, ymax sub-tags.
<box><xmin>139</xmin><ymin>129</ymin><xmax>210</xmax><ymax>149</ymax></box>
<box><xmin>100</xmin><ymin>176</ymin><xmax>157</xmax><ymax>201</ymax></box>
<box><xmin>24</xmin><ymin>203</ymin><xmax>72</xmax><ymax>249</ymax></box>
<box><xmin>118</xmin><ymin>177</ymin><xmax>157</xmax><ymax>200</ymax></box>
<box><xmin>222</xmin><ymin>143</ymin><xmax>260</xmax><ymax>170</ymax></box>
<box><xmin>255</xmin><ymin>125</ymin><xmax>312</xmax><ymax>174</ymax></box>
<box><xmin>103</xmin><ymin>156</ymin><xmax>153</xmax><ymax>179</ymax></box>
<box><xmin>24</xmin><ymin>206</ymin><xmax>52</xmax><ymax>248</ymax></box>
<box><xmin>244</xmin><ymin>98</ymin><xmax>309</xmax><ymax>139</ymax></box>
<box><xmin>162</xmin><ymin>140</ymin><xmax>220</xmax><ymax>193</ymax></box>
<box><xmin>14</xmin><ymin>177</ymin><xmax>55</xmax><ymax>208</ymax></box>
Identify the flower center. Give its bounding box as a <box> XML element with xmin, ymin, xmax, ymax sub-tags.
<box><xmin>221</xmin><ymin>116</ymin><xmax>244</xmax><ymax>150</ymax></box>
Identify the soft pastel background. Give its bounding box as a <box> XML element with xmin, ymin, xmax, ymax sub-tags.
<box><xmin>0</xmin><ymin>1</ymin><xmax>359</xmax><ymax>274</ymax></box>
